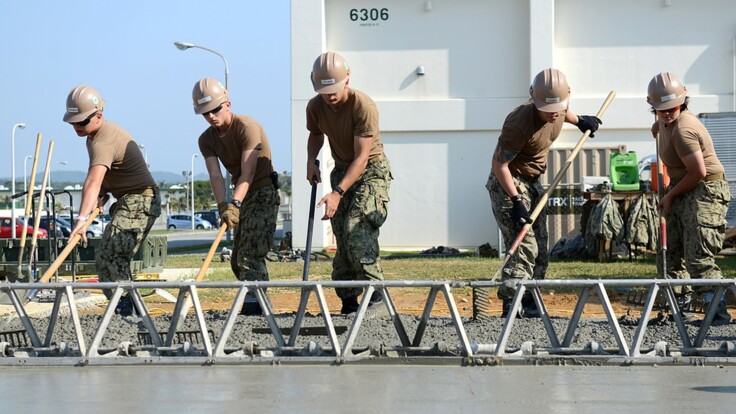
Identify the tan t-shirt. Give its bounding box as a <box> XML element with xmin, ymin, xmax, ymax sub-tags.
<box><xmin>198</xmin><ymin>114</ymin><xmax>274</xmax><ymax>190</ymax></box>
<box><xmin>87</xmin><ymin>121</ymin><xmax>156</xmax><ymax>199</ymax></box>
<box><xmin>494</xmin><ymin>101</ymin><xmax>566</xmax><ymax>177</ymax></box>
<box><xmin>658</xmin><ymin>110</ymin><xmax>724</xmax><ymax>181</ymax></box>
<box><xmin>306</xmin><ymin>88</ymin><xmax>384</xmax><ymax>170</ymax></box>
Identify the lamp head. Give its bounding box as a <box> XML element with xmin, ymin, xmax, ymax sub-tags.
<box><xmin>174</xmin><ymin>41</ymin><xmax>194</xmax><ymax>50</ymax></box>
<box><xmin>17</xmin><ymin>123</ymin><xmax>26</xmax><ymax>129</ymax></box>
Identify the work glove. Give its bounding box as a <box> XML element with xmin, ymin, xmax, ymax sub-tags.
<box><xmin>577</xmin><ymin>115</ymin><xmax>602</xmax><ymax>138</ymax></box>
<box><xmin>217</xmin><ymin>202</ymin><xmax>229</xmax><ymax>227</ymax></box>
<box><xmin>220</xmin><ymin>202</ymin><xmax>240</xmax><ymax>230</ymax></box>
<box><xmin>510</xmin><ymin>195</ymin><xmax>531</xmax><ymax>226</ymax></box>
<box><xmin>217</xmin><ymin>202</ymin><xmax>228</xmax><ymax>216</ymax></box>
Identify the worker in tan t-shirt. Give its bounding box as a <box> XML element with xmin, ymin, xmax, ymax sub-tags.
<box><xmin>647</xmin><ymin>72</ymin><xmax>731</xmax><ymax>324</ymax></box>
<box><xmin>306</xmin><ymin>51</ymin><xmax>392</xmax><ymax>315</ymax></box>
<box><xmin>63</xmin><ymin>85</ymin><xmax>160</xmax><ymax>317</ymax></box>
<box><xmin>487</xmin><ymin>69</ymin><xmax>601</xmax><ymax>318</ymax></box>
<box><xmin>192</xmin><ymin>77</ymin><xmax>280</xmax><ymax>316</ymax></box>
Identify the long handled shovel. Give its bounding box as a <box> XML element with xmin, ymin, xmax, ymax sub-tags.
<box><xmin>27</xmin><ymin>140</ymin><xmax>55</xmax><ymax>280</ymax></box>
<box><xmin>654</xmin><ymin>115</ymin><xmax>668</xmax><ymax>279</ymax></box>
<box><xmin>16</xmin><ymin>133</ymin><xmax>43</xmax><ymax>279</ymax></box>
<box><xmin>289</xmin><ymin>161</ymin><xmax>330</xmax><ymax>339</ymax></box>
<box><xmin>195</xmin><ymin>224</ymin><xmax>228</xmax><ymax>283</ymax></box>
<box><xmin>491</xmin><ymin>91</ymin><xmax>617</xmax><ymax>282</ymax></box>
<box><xmin>646</xmin><ymin>115</ymin><xmax>680</xmax><ymax>318</ymax></box>
<box><xmin>24</xmin><ymin>208</ymin><xmax>103</xmax><ymax>303</ymax></box>
<box><xmin>302</xmin><ymin>160</ymin><xmax>320</xmax><ymax>281</ymax></box>
<box><xmin>173</xmin><ymin>223</ymin><xmax>227</xmax><ymax>329</ymax></box>
<box><xmin>36</xmin><ymin>209</ymin><xmax>102</xmax><ymax>285</ymax></box>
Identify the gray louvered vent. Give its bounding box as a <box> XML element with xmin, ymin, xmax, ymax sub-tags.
<box><xmin>698</xmin><ymin>112</ymin><xmax>736</xmax><ymax>226</ymax></box>
<box><xmin>541</xmin><ymin>146</ymin><xmax>624</xmax><ymax>248</ymax></box>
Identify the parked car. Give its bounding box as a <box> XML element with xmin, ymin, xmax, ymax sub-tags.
<box><xmin>27</xmin><ymin>216</ymin><xmax>70</xmax><ymax>238</ymax></box>
<box><xmin>0</xmin><ymin>217</ymin><xmax>48</xmax><ymax>239</ymax></box>
<box><xmin>167</xmin><ymin>214</ymin><xmax>213</xmax><ymax>230</ymax></box>
<box><xmin>54</xmin><ymin>216</ymin><xmax>71</xmax><ymax>237</ymax></box>
<box><xmin>195</xmin><ymin>210</ymin><xmax>220</xmax><ymax>228</ymax></box>
<box><xmin>60</xmin><ymin>214</ymin><xmax>105</xmax><ymax>238</ymax></box>
<box><xmin>98</xmin><ymin>213</ymin><xmax>112</xmax><ymax>225</ymax></box>
<box><xmin>87</xmin><ymin>218</ymin><xmax>106</xmax><ymax>237</ymax></box>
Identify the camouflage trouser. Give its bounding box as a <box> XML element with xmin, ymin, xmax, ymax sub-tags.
<box><xmin>97</xmin><ymin>191</ymin><xmax>161</xmax><ymax>298</ymax></box>
<box><xmin>330</xmin><ymin>157</ymin><xmax>392</xmax><ymax>299</ymax></box>
<box><xmin>486</xmin><ymin>173</ymin><xmax>548</xmax><ymax>301</ymax></box>
<box><xmin>232</xmin><ymin>185</ymin><xmax>280</xmax><ymax>282</ymax></box>
<box><xmin>666</xmin><ymin>179</ymin><xmax>731</xmax><ymax>295</ymax></box>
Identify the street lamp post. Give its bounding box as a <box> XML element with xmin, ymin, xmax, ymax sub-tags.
<box><xmin>174</xmin><ymin>41</ymin><xmax>231</xmax><ymax>238</ymax></box>
<box><xmin>191</xmin><ymin>154</ymin><xmax>199</xmax><ymax>230</ymax></box>
<box><xmin>173</xmin><ymin>41</ymin><xmax>229</xmax><ymax>89</ymax></box>
<box><xmin>23</xmin><ymin>155</ymin><xmax>33</xmax><ymax>193</ymax></box>
<box><xmin>181</xmin><ymin>171</ymin><xmax>188</xmax><ymax>214</ymax></box>
<box><xmin>11</xmin><ymin>122</ymin><xmax>27</xmax><ymax>238</ymax></box>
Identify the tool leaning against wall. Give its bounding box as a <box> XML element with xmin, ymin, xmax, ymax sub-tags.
<box><xmin>26</xmin><ymin>140</ymin><xmax>55</xmax><ymax>282</ymax></box>
<box><xmin>16</xmin><ymin>133</ymin><xmax>43</xmax><ymax>281</ymax></box>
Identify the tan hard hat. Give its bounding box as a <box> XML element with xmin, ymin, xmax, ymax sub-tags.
<box><xmin>63</xmin><ymin>86</ymin><xmax>105</xmax><ymax>123</ymax></box>
<box><xmin>192</xmin><ymin>77</ymin><xmax>228</xmax><ymax>114</ymax></box>
<box><xmin>311</xmin><ymin>52</ymin><xmax>350</xmax><ymax>94</ymax></box>
<box><xmin>647</xmin><ymin>72</ymin><xmax>686</xmax><ymax>110</ymax></box>
<box><xmin>530</xmin><ymin>69</ymin><xmax>570</xmax><ymax>112</ymax></box>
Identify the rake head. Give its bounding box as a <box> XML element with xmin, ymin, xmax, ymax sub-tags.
<box><xmin>472</xmin><ymin>286</ymin><xmax>493</xmax><ymax>321</ymax></box>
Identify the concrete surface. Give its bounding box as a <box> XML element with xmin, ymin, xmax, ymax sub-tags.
<box><xmin>0</xmin><ymin>365</ymin><xmax>734</xmax><ymax>413</ymax></box>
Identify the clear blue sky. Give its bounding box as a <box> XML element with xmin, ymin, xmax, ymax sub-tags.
<box><xmin>1</xmin><ymin>0</ymin><xmax>291</xmax><ymax>184</ymax></box>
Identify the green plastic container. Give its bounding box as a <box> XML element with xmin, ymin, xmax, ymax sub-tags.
<box><xmin>610</xmin><ymin>151</ymin><xmax>640</xmax><ymax>191</ymax></box>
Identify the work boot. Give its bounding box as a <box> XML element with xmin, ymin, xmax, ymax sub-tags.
<box><xmin>368</xmin><ymin>290</ymin><xmax>384</xmax><ymax>306</ymax></box>
<box><xmin>501</xmin><ymin>295</ymin><xmax>540</xmax><ymax>319</ymax></box>
<box><xmin>115</xmin><ymin>296</ymin><xmax>136</xmax><ymax>317</ymax></box>
<box><xmin>340</xmin><ymin>296</ymin><xmax>360</xmax><ymax>315</ymax></box>
<box><xmin>675</xmin><ymin>292</ymin><xmax>697</xmax><ymax>321</ymax></box>
<box><xmin>501</xmin><ymin>298</ymin><xmax>511</xmax><ymax>318</ymax></box>
<box><xmin>520</xmin><ymin>292</ymin><xmax>541</xmax><ymax>318</ymax></box>
<box><xmin>676</xmin><ymin>292</ymin><xmax>693</xmax><ymax>311</ymax></box>
<box><xmin>702</xmin><ymin>292</ymin><xmax>731</xmax><ymax>326</ymax></box>
<box><xmin>240</xmin><ymin>302</ymin><xmax>263</xmax><ymax>316</ymax></box>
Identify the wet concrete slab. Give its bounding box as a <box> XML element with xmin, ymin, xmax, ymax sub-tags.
<box><xmin>1</xmin><ymin>365</ymin><xmax>734</xmax><ymax>413</ymax></box>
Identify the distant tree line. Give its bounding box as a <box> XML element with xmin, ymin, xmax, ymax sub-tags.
<box><xmin>163</xmin><ymin>171</ymin><xmax>291</xmax><ymax>213</ymax></box>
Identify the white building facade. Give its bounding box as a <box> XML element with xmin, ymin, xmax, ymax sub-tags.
<box><xmin>290</xmin><ymin>0</ymin><xmax>736</xmax><ymax>251</ymax></box>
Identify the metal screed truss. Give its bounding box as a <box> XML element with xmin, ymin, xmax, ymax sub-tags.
<box><xmin>1</xmin><ymin>279</ymin><xmax>735</xmax><ymax>365</ymax></box>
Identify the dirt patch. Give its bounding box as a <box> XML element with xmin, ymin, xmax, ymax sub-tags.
<box><xmin>88</xmin><ymin>290</ymin><xmax>645</xmax><ymax>319</ymax></box>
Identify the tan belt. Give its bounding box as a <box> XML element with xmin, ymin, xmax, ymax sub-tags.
<box><xmin>368</xmin><ymin>153</ymin><xmax>386</xmax><ymax>164</ymax></box>
<box><xmin>127</xmin><ymin>187</ymin><xmax>156</xmax><ymax>196</ymax></box>
<box><xmin>704</xmin><ymin>172</ymin><xmax>725</xmax><ymax>182</ymax></box>
<box><xmin>336</xmin><ymin>154</ymin><xmax>386</xmax><ymax>170</ymax></box>
<box><xmin>671</xmin><ymin>172</ymin><xmax>725</xmax><ymax>185</ymax></box>
<box><xmin>515</xmin><ymin>173</ymin><xmax>540</xmax><ymax>183</ymax></box>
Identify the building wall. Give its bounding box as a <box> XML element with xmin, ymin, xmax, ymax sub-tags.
<box><xmin>290</xmin><ymin>0</ymin><xmax>736</xmax><ymax>250</ymax></box>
